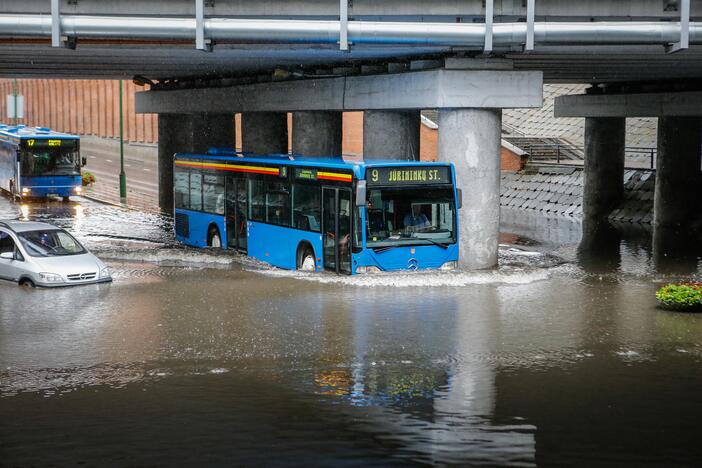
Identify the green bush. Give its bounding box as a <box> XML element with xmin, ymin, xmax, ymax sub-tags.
<box><xmin>82</xmin><ymin>171</ymin><xmax>96</xmax><ymax>186</ymax></box>
<box><xmin>656</xmin><ymin>283</ymin><xmax>702</xmax><ymax>312</ymax></box>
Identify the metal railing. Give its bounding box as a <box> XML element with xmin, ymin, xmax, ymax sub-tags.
<box><xmin>523</xmin><ymin>143</ymin><xmax>657</xmax><ymax>169</ymax></box>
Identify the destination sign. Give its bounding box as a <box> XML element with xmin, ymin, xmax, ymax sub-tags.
<box><xmin>22</xmin><ymin>139</ymin><xmax>77</xmax><ymax>149</ymax></box>
<box><xmin>295</xmin><ymin>168</ymin><xmax>318</xmax><ymax>180</ymax></box>
<box><xmin>367</xmin><ymin>166</ymin><xmax>451</xmax><ymax>186</ymax></box>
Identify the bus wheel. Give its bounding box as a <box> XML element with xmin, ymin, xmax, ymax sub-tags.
<box><xmin>62</xmin><ymin>196</ymin><xmax>70</xmax><ymax>203</ymax></box>
<box><xmin>208</xmin><ymin>227</ymin><xmax>222</xmax><ymax>248</ymax></box>
<box><xmin>298</xmin><ymin>247</ymin><xmax>316</xmax><ymax>272</ymax></box>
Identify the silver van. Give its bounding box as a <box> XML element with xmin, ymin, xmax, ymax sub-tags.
<box><xmin>0</xmin><ymin>220</ymin><xmax>112</xmax><ymax>287</ymax></box>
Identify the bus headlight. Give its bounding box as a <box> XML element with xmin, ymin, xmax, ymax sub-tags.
<box><xmin>439</xmin><ymin>261</ymin><xmax>457</xmax><ymax>271</ymax></box>
<box><xmin>38</xmin><ymin>272</ymin><xmax>63</xmax><ymax>283</ymax></box>
<box><xmin>21</xmin><ymin>187</ymin><xmax>30</xmax><ymax>194</ymax></box>
<box><xmin>74</xmin><ymin>186</ymin><xmax>82</xmax><ymax>194</ymax></box>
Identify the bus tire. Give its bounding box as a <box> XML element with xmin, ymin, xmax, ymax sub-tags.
<box><xmin>297</xmin><ymin>243</ymin><xmax>316</xmax><ymax>272</ymax></box>
<box><xmin>62</xmin><ymin>196</ymin><xmax>70</xmax><ymax>203</ymax></box>
<box><xmin>208</xmin><ymin>226</ymin><xmax>222</xmax><ymax>248</ymax></box>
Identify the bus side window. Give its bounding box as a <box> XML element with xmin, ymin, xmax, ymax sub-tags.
<box><xmin>174</xmin><ymin>167</ymin><xmax>190</xmax><ymax>209</ymax></box>
<box><xmin>190</xmin><ymin>172</ymin><xmax>203</xmax><ymax>211</ymax></box>
<box><xmin>250</xmin><ymin>179</ymin><xmax>265</xmax><ymax>222</ymax></box>
<box><xmin>292</xmin><ymin>183</ymin><xmax>321</xmax><ymax>232</ymax></box>
<box><xmin>265</xmin><ymin>181</ymin><xmax>290</xmax><ymax>227</ymax></box>
<box><xmin>203</xmin><ymin>173</ymin><xmax>225</xmax><ymax>215</ymax></box>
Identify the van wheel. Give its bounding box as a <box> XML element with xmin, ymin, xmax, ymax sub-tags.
<box><xmin>298</xmin><ymin>247</ymin><xmax>316</xmax><ymax>272</ymax></box>
<box><xmin>18</xmin><ymin>278</ymin><xmax>35</xmax><ymax>288</ymax></box>
<box><xmin>208</xmin><ymin>227</ymin><xmax>222</xmax><ymax>248</ymax></box>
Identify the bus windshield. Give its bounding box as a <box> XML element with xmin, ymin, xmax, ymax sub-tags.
<box><xmin>20</xmin><ymin>140</ymin><xmax>80</xmax><ymax>177</ymax></box>
<box><xmin>365</xmin><ymin>187</ymin><xmax>456</xmax><ymax>248</ymax></box>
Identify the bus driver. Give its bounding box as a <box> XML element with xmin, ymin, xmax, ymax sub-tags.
<box><xmin>404</xmin><ymin>205</ymin><xmax>429</xmax><ymax>231</ymax></box>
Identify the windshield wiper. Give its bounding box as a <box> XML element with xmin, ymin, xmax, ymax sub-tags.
<box><xmin>372</xmin><ymin>245</ymin><xmax>400</xmax><ymax>253</ymax></box>
<box><xmin>422</xmin><ymin>238</ymin><xmax>450</xmax><ymax>249</ymax></box>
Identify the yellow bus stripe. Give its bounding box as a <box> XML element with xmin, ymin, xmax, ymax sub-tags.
<box><xmin>176</xmin><ymin>160</ymin><xmax>278</xmax><ymax>174</ymax></box>
<box><xmin>317</xmin><ymin>171</ymin><xmax>352</xmax><ymax>181</ymax></box>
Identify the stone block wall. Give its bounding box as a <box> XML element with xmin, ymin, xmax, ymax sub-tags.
<box><xmin>501</xmin><ymin>166</ymin><xmax>656</xmax><ymax>224</ymax></box>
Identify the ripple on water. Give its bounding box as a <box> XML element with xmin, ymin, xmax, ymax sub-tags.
<box><xmin>252</xmin><ymin>247</ymin><xmax>574</xmax><ymax>288</ymax></box>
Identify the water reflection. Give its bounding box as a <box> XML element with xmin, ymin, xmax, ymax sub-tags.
<box><xmin>653</xmin><ymin>226</ymin><xmax>702</xmax><ymax>274</ymax></box>
<box><xmin>2</xmin><ymin>191</ymin><xmax>702</xmax><ymax>465</ymax></box>
<box><xmin>578</xmin><ymin>218</ymin><xmax>622</xmax><ymax>274</ymax></box>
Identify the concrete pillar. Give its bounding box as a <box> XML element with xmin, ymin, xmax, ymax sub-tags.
<box><xmin>158</xmin><ymin>113</ymin><xmax>234</xmax><ymax>211</ymax></box>
<box><xmin>363</xmin><ymin>110</ymin><xmax>420</xmax><ymax>160</ymax></box>
<box><xmin>438</xmin><ymin>108</ymin><xmax>502</xmax><ymax>270</ymax></box>
<box><xmin>292</xmin><ymin>111</ymin><xmax>342</xmax><ymax>157</ymax></box>
<box><xmin>241</xmin><ymin>112</ymin><xmax>288</xmax><ymax>154</ymax></box>
<box><xmin>652</xmin><ymin>117</ymin><xmax>702</xmax><ymax>273</ymax></box>
<box><xmin>583</xmin><ymin>117</ymin><xmax>625</xmax><ymax>220</ymax></box>
<box><xmin>654</xmin><ymin>117</ymin><xmax>702</xmax><ymax>228</ymax></box>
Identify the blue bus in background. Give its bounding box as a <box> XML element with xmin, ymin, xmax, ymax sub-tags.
<box><xmin>174</xmin><ymin>149</ymin><xmax>459</xmax><ymax>274</ymax></box>
<box><xmin>0</xmin><ymin>124</ymin><xmax>84</xmax><ymax>201</ymax></box>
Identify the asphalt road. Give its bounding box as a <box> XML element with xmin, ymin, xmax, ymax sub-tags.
<box><xmin>81</xmin><ymin>141</ymin><xmax>159</xmax><ymax>207</ymax></box>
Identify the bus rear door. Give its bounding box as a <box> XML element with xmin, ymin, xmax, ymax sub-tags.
<box><xmin>225</xmin><ymin>176</ymin><xmax>248</xmax><ymax>251</ymax></box>
<box><xmin>322</xmin><ymin>187</ymin><xmax>352</xmax><ymax>274</ymax></box>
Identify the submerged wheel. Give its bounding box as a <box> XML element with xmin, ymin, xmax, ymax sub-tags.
<box><xmin>62</xmin><ymin>196</ymin><xmax>70</xmax><ymax>203</ymax></box>
<box><xmin>298</xmin><ymin>247</ymin><xmax>316</xmax><ymax>272</ymax></box>
<box><xmin>208</xmin><ymin>227</ymin><xmax>222</xmax><ymax>248</ymax></box>
<box><xmin>18</xmin><ymin>278</ymin><xmax>35</xmax><ymax>288</ymax></box>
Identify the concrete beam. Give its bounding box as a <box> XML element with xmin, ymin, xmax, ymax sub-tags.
<box><xmin>136</xmin><ymin>69</ymin><xmax>543</xmax><ymax>114</ymax></box>
<box><xmin>555</xmin><ymin>91</ymin><xmax>702</xmax><ymax>118</ymax></box>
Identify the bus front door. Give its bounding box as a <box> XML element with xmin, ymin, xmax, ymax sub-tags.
<box><xmin>322</xmin><ymin>187</ymin><xmax>352</xmax><ymax>274</ymax></box>
<box><xmin>226</xmin><ymin>177</ymin><xmax>248</xmax><ymax>252</ymax></box>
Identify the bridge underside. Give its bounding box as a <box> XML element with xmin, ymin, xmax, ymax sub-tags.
<box><xmin>1</xmin><ymin>44</ymin><xmax>702</xmax><ymax>84</ymax></box>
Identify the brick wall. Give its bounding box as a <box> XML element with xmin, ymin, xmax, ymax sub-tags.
<box><xmin>0</xmin><ymin>79</ymin><xmax>157</xmax><ymax>144</ymax></box>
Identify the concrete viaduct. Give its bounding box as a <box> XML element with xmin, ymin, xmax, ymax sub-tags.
<box><xmin>1</xmin><ymin>0</ymin><xmax>702</xmax><ymax>269</ymax></box>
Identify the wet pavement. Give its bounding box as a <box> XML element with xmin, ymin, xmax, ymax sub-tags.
<box><xmin>1</xmin><ymin>196</ymin><xmax>702</xmax><ymax>466</ymax></box>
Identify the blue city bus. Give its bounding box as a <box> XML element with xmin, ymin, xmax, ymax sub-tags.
<box><xmin>173</xmin><ymin>149</ymin><xmax>459</xmax><ymax>274</ymax></box>
<box><xmin>0</xmin><ymin>124</ymin><xmax>84</xmax><ymax>200</ymax></box>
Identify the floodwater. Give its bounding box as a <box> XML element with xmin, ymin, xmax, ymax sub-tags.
<box><xmin>1</xmin><ymin>197</ymin><xmax>701</xmax><ymax>467</ymax></box>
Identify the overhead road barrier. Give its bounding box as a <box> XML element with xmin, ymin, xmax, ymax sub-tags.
<box><xmin>0</xmin><ymin>15</ymin><xmax>700</xmax><ymax>49</ymax></box>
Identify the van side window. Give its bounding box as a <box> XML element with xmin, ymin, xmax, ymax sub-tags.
<box><xmin>0</xmin><ymin>230</ymin><xmax>15</xmax><ymax>254</ymax></box>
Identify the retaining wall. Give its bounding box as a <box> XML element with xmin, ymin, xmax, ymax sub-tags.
<box><xmin>501</xmin><ymin>165</ymin><xmax>655</xmax><ymax>224</ymax></box>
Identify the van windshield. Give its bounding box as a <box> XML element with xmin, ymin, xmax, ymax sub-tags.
<box><xmin>18</xmin><ymin>229</ymin><xmax>86</xmax><ymax>257</ymax></box>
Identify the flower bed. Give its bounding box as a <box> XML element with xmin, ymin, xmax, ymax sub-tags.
<box><xmin>82</xmin><ymin>171</ymin><xmax>96</xmax><ymax>187</ymax></box>
<box><xmin>656</xmin><ymin>283</ymin><xmax>702</xmax><ymax>312</ymax></box>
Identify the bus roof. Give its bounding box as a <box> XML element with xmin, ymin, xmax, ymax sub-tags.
<box><xmin>175</xmin><ymin>149</ymin><xmax>452</xmax><ymax>179</ymax></box>
<box><xmin>0</xmin><ymin>124</ymin><xmax>80</xmax><ymax>143</ymax></box>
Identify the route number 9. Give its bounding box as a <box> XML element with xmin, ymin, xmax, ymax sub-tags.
<box><xmin>371</xmin><ymin>169</ymin><xmax>379</xmax><ymax>182</ymax></box>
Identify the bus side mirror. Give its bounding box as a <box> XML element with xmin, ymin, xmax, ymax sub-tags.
<box><xmin>456</xmin><ymin>188</ymin><xmax>463</xmax><ymax>209</ymax></box>
<box><xmin>81</xmin><ymin>157</ymin><xmax>87</xmax><ymax>167</ymax></box>
<box><xmin>355</xmin><ymin>180</ymin><xmax>366</xmax><ymax>207</ymax></box>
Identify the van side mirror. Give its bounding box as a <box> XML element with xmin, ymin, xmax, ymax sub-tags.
<box><xmin>355</xmin><ymin>180</ymin><xmax>367</xmax><ymax>207</ymax></box>
<box><xmin>456</xmin><ymin>188</ymin><xmax>463</xmax><ymax>209</ymax></box>
<box><xmin>0</xmin><ymin>252</ymin><xmax>14</xmax><ymax>260</ymax></box>
<box><xmin>81</xmin><ymin>157</ymin><xmax>87</xmax><ymax>167</ymax></box>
